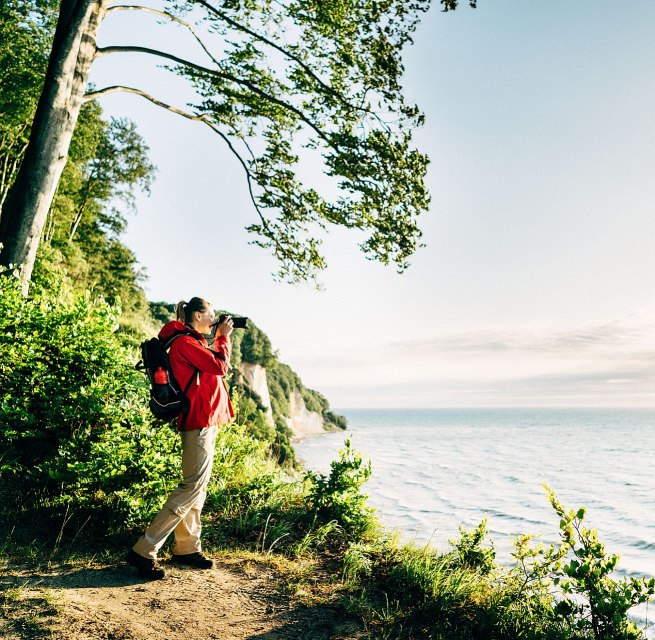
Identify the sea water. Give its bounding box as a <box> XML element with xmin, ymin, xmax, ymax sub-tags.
<box><xmin>294</xmin><ymin>408</ymin><xmax>655</xmax><ymax>632</ymax></box>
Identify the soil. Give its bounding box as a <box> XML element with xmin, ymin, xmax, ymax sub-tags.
<box><xmin>1</xmin><ymin>556</ymin><xmax>365</xmax><ymax>640</ymax></box>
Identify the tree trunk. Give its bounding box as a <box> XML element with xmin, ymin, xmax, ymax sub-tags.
<box><xmin>0</xmin><ymin>0</ymin><xmax>106</xmax><ymax>294</ymax></box>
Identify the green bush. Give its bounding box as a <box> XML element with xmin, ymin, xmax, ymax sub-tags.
<box><xmin>545</xmin><ymin>487</ymin><xmax>655</xmax><ymax>640</ymax></box>
<box><xmin>337</xmin><ymin>489</ymin><xmax>655</xmax><ymax>640</ymax></box>
<box><xmin>305</xmin><ymin>436</ymin><xmax>377</xmax><ymax>539</ymax></box>
<box><xmin>0</xmin><ymin>273</ymin><xmax>180</xmax><ymax>532</ymax></box>
<box><xmin>448</xmin><ymin>517</ymin><xmax>496</xmax><ymax>575</ymax></box>
<box><xmin>202</xmin><ymin>424</ymin><xmax>374</xmax><ymax>554</ymax></box>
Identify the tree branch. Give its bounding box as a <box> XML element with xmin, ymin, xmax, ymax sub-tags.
<box><xmin>191</xmin><ymin>0</ymin><xmax>382</xmax><ymax>125</ymax></box>
<box><xmin>94</xmin><ymin>45</ymin><xmax>331</xmax><ymax>145</ymax></box>
<box><xmin>106</xmin><ymin>5</ymin><xmax>223</xmax><ymax>67</ymax></box>
<box><xmin>82</xmin><ymin>84</ymin><xmax>310</xmax><ymax>278</ymax></box>
<box><xmin>106</xmin><ymin>1</ymin><xmax>378</xmax><ymax>128</ymax></box>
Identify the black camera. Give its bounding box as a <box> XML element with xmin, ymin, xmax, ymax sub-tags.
<box><xmin>211</xmin><ymin>314</ymin><xmax>248</xmax><ymax>329</ymax></box>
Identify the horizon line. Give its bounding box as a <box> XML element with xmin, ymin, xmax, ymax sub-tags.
<box><xmin>331</xmin><ymin>405</ymin><xmax>655</xmax><ymax>411</ymax></box>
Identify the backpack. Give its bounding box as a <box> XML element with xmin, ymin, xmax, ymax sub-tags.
<box><xmin>136</xmin><ymin>330</ymin><xmax>200</xmax><ymax>426</ymax></box>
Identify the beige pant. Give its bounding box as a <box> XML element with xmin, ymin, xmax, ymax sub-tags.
<box><xmin>133</xmin><ymin>425</ymin><xmax>218</xmax><ymax>560</ymax></box>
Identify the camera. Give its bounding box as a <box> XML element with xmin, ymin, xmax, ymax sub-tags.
<box><xmin>211</xmin><ymin>314</ymin><xmax>248</xmax><ymax>329</ymax></box>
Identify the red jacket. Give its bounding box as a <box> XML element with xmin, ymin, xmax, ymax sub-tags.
<box><xmin>158</xmin><ymin>321</ymin><xmax>234</xmax><ymax>431</ymax></box>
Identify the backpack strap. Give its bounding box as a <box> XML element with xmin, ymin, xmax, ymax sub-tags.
<box><xmin>164</xmin><ymin>329</ymin><xmax>200</xmax><ymax>350</ymax></box>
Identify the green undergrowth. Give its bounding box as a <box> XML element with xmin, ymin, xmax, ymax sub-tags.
<box><xmin>1</xmin><ymin>271</ymin><xmax>654</xmax><ymax>640</ymax></box>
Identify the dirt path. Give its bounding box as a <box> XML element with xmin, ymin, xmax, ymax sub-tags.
<box><xmin>2</xmin><ymin>557</ymin><xmax>364</xmax><ymax>640</ymax></box>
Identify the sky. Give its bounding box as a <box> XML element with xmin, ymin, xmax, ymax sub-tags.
<box><xmin>89</xmin><ymin>1</ymin><xmax>655</xmax><ymax>408</ymax></box>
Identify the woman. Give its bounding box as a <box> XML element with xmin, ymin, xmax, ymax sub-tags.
<box><xmin>127</xmin><ymin>297</ymin><xmax>234</xmax><ymax>580</ymax></box>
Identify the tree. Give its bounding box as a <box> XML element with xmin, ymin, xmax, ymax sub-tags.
<box><xmin>0</xmin><ymin>0</ymin><xmax>57</xmax><ymax>211</ymax></box>
<box><xmin>0</xmin><ymin>0</ymin><xmax>474</xmax><ymax>293</ymax></box>
<box><xmin>0</xmin><ymin>1</ymin><xmax>155</xmax><ymax>319</ymax></box>
<box><xmin>0</xmin><ymin>0</ymin><xmax>105</xmax><ymax>292</ymax></box>
<box><xmin>37</xmin><ymin>99</ymin><xmax>157</xmax><ymax>328</ymax></box>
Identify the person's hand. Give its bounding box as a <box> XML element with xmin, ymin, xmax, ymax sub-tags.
<box><xmin>216</xmin><ymin>315</ymin><xmax>234</xmax><ymax>337</ymax></box>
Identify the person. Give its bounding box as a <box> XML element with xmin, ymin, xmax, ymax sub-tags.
<box><xmin>127</xmin><ymin>297</ymin><xmax>234</xmax><ymax>580</ymax></box>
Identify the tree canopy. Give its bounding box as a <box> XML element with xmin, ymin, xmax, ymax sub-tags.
<box><xmin>88</xmin><ymin>0</ymin><xmax>438</xmax><ymax>282</ymax></box>
<box><xmin>0</xmin><ymin>0</ymin><xmax>476</xmax><ymax>289</ymax></box>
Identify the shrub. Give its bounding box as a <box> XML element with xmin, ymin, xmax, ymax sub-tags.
<box><xmin>545</xmin><ymin>486</ymin><xmax>655</xmax><ymax>640</ymax></box>
<box><xmin>448</xmin><ymin>517</ymin><xmax>496</xmax><ymax>575</ymax></box>
<box><xmin>0</xmin><ymin>273</ymin><xmax>180</xmax><ymax>532</ymax></box>
<box><xmin>305</xmin><ymin>436</ymin><xmax>377</xmax><ymax>539</ymax></box>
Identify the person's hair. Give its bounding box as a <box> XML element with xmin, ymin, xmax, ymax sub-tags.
<box><xmin>175</xmin><ymin>297</ymin><xmax>209</xmax><ymax>325</ymax></box>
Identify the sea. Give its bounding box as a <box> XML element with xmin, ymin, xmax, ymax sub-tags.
<box><xmin>294</xmin><ymin>408</ymin><xmax>655</xmax><ymax>634</ymax></box>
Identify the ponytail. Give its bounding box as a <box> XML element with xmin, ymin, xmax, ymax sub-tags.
<box><xmin>175</xmin><ymin>297</ymin><xmax>209</xmax><ymax>325</ymax></box>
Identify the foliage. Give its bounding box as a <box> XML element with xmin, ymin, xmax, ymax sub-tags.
<box><xmin>545</xmin><ymin>486</ymin><xmax>655</xmax><ymax>640</ymax></box>
<box><xmin>305</xmin><ymin>436</ymin><xmax>376</xmax><ymax>539</ymax></box>
<box><xmin>238</xmin><ymin>320</ymin><xmax>275</xmax><ymax>366</ymax></box>
<box><xmin>448</xmin><ymin>516</ymin><xmax>496</xmax><ymax>575</ymax></box>
<box><xmin>199</xmin><ymin>429</ymin><xmax>379</xmax><ymax>558</ymax></box>
<box><xmin>0</xmin><ymin>267</ymin><xmax>346</xmax><ymax>541</ymax></box>
<box><xmin>202</xmin><ymin>423</ymin><xmax>377</xmax><ymax>556</ymax></box>
<box><xmin>40</xmin><ymin>98</ymin><xmax>157</xmax><ymax>339</ymax></box>
<box><xmin>149</xmin><ymin>300</ymin><xmax>176</xmax><ymax>325</ymax></box>
<box><xmin>333</xmin><ymin>489</ymin><xmax>654</xmax><ymax>640</ymax></box>
<box><xmin>0</xmin><ymin>273</ymin><xmax>180</xmax><ymax>531</ymax></box>
<box><xmin>441</xmin><ymin>0</ymin><xmax>478</xmax><ymax>10</ymax></box>
<box><xmin>1</xmin><ymin>0</ymin><xmax>157</xmax><ymax>336</ymax></box>
<box><xmin>1</xmin><ymin>0</ymin><xmax>479</xmax><ymax>286</ymax></box>
<box><xmin>203</xmin><ymin>411</ymin><xmax>308</xmax><ymax>550</ymax></box>
<box><xmin>155</xmin><ymin>0</ymin><xmax>438</xmax><ymax>282</ymax></box>
<box><xmin>0</xmin><ymin>0</ymin><xmax>56</xmax><ymax>208</ymax></box>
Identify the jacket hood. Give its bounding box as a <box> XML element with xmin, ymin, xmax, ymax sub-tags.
<box><xmin>158</xmin><ymin>320</ymin><xmax>205</xmax><ymax>342</ymax></box>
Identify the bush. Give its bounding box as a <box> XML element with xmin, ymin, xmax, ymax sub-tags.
<box><xmin>305</xmin><ymin>436</ymin><xmax>377</xmax><ymax>539</ymax></box>
<box><xmin>336</xmin><ymin>489</ymin><xmax>655</xmax><ymax>640</ymax></box>
<box><xmin>0</xmin><ymin>273</ymin><xmax>180</xmax><ymax>532</ymax></box>
<box><xmin>201</xmin><ymin>426</ymin><xmax>376</xmax><ymax>555</ymax></box>
<box><xmin>545</xmin><ymin>487</ymin><xmax>655</xmax><ymax>640</ymax></box>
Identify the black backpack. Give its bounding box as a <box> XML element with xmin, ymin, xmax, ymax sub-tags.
<box><xmin>136</xmin><ymin>330</ymin><xmax>200</xmax><ymax>425</ymax></box>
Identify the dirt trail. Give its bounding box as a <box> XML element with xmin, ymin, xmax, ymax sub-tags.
<box><xmin>3</xmin><ymin>557</ymin><xmax>363</xmax><ymax>640</ymax></box>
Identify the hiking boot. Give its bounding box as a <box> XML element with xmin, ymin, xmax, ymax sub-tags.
<box><xmin>126</xmin><ymin>549</ymin><xmax>166</xmax><ymax>580</ymax></box>
<box><xmin>171</xmin><ymin>551</ymin><xmax>214</xmax><ymax>569</ymax></box>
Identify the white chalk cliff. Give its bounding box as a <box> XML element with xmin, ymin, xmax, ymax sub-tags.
<box><xmin>238</xmin><ymin>363</ymin><xmax>274</xmax><ymax>426</ymax></box>
<box><xmin>238</xmin><ymin>362</ymin><xmax>325</xmax><ymax>438</ymax></box>
<box><xmin>285</xmin><ymin>387</ymin><xmax>325</xmax><ymax>438</ymax></box>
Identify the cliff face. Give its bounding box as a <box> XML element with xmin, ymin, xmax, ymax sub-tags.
<box><xmin>286</xmin><ymin>388</ymin><xmax>325</xmax><ymax>438</ymax></box>
<box><xmin>238</xmin><ymin>362</ymin><xmax>325</xmax><ymax>438</ymax></box>
<box><xmin>239</xmin><ymin>363</ymin><xmax>274</xmax><ymax>426</ymax></box>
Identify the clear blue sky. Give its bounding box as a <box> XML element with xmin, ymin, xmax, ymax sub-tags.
<box><xmin>91</xmin><ymin>1</ymin><xmax>655</xmax><ymax>408</ymax></box>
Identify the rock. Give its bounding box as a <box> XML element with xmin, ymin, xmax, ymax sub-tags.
<box><xmin>286</xmin><ymin>388</ymin><xmax>325</xmax><ymax>439</ymax></box>
<box><xmin>238</xmin><ymin>363</ymin><xmax>274</xmax><ymax>426</ymax></box>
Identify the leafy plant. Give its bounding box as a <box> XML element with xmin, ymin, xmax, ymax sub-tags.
<box><xmin>0</xmin><ymin>273</ymin><xmax>180</xmax><ymax>532</ymax></box>
<box><xmin>448</xmin><ymin>517</ymin><xmax>496</xmax><ymax>575</ymax></box>
<box><xmin>305</xmin><ymin>436</ymin><xmax>376</xmax><ymax>538</ymax></box>
<box><xmin>545</xmin><ymin>486</ymin><xmax>655</xmax><ymax>640</ymax></box>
